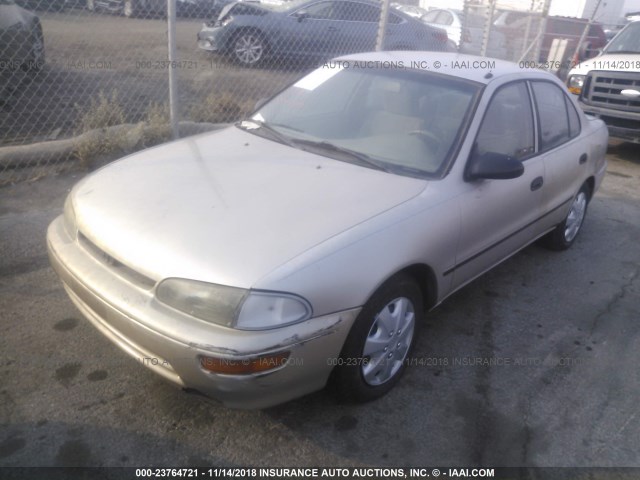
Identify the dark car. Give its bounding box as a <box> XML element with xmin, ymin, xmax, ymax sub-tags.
<box><xmin>197</xmin><ymin>0</ymin><xmax>451</xmax><ymax>66</ymax></box>
<box><xmin>0</xmin><ymin>0</ymin><xmax>44</xmax><ymax>75</ymax></box>
<box><xmin>14</xmin><ymin>0</ymin><xmax>67</xmax><ymax>11</ymax></box>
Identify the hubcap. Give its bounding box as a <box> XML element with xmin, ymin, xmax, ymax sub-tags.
<box><xmin>361</xmin><ymin>297</ymin><xmax>415</xmax><ymax>386</ymax></box>
<box><xmin>235</xmin><ymin>34</ymin><xmax>263</xmax><ymax>65</ymax></box>
<box><xmin>564</xmin><ymin>191</ymin><xmax>587</xmax><ymax>242</ymax></box>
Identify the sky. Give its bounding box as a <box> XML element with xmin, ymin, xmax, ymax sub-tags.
<box><xmin>625</xmin><ymin>0</ymin><xmax>640</xmax><ymax>13</ymax></box>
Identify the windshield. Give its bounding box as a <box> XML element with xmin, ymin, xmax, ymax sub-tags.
<box><xmin>604</xmin><ymin>22</ymin><xmax>640</xmax><ymax>53</ymax></box>
<box><xmin>250</xmin><ymin>64</ymin><xmax>480</xmax><ymax>178</ymax></box>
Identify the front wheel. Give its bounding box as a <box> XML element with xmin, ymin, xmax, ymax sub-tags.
<box><xmin>541</xmin><ymin>183</ymin><xmax>590</xmax><ymax>251</ymax></box>
<box><xmin>333</xmin><ymin>274</ymin><xmax>423</xmax><ymax>403</ymax></box>
<box><xmin>24</xmin><ymin>24</ymin><xmax>45</xmax><ymax>73</ymax></box>
<box><xmin>123</xmin><ymin>0</ymin><xmax>136</xmax><ymax>17</ymax></box>
<box><xmin>231</xmin><ymin>31</ymin><xmax>266</xmax><ymax>67</ymax></box>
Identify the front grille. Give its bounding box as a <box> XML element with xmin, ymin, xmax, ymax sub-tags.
<box><xmin>582</xmin><ymin>71</ymin><xmax>640</xmax><ymax>113</ymax></box>
<box><xmin>78</xmin><ymin>232</ymin><xmax>156</xmax><ymax>290</ymax></box>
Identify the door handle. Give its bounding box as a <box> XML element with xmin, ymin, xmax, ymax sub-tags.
<box><xmin>530</xmin><ymin>176</ymin><xmax>544</xmax><ymax>191</ymax></box>
<box><xmin>579</xmin><ymin>153</ymin><xmax>588</xmax><ymax>165</ymax></box>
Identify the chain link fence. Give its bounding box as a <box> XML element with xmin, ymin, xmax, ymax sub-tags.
<box><xmin>0</xmin><ymin>0</ymin><xmax>623</xmax><ymax>184</ymax></box>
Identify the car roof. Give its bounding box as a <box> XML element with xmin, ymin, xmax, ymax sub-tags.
<box><xmin>335</xmin><ymin>51</ymin><xmax>545</xmax><ymax>85</ymax></box>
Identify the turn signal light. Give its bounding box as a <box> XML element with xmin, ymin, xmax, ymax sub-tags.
<box><xmin>200</xmin><ymin>351</ymin><xmax>291</xmax><ymax>375</ymax></box>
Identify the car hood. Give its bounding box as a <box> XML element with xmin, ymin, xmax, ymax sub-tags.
<box><xmin>217</xmin><ymin>0</ymin><xmax>271</xmax><ymax>19</ymax></box>
<box><xmin>570</xmin><ymin>52</ymin><xmax>640</xmax><ymax>74</ymax></box>
<box><xmin>71</xmin><ymin>126</ymin><xmax>427</xmax><ymax>288</ymax></box>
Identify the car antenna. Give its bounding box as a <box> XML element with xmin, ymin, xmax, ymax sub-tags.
<box><xmin>484</xmin><ymin>71</ymin><xmax>493</xmax><ymax>79</ymax></box>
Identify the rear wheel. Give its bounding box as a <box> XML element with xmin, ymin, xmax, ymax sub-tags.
<box><xmin>541</xmin><ymin>183</ymin><xmax>590</xmax><ymax>251</ymax></box>
<box><xmin>333</xmin><ymin>274</ymin><xmax>423</xmax><ymax>403</ymax></box>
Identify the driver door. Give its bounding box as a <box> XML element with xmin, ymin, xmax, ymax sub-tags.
<box><xmin>451</xmin><ymin>81</ymin><xmax>546</xmax><ymax>291</ymax></box>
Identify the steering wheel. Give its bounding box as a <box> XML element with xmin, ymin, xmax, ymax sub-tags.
<box><xmin>409</xmin><ymin>129</ymin><xmax>441</xmax><ymax>152</ymax></box>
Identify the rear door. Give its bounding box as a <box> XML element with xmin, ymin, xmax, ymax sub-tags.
<box><xmin>327</xmin><ymin>1</ymin><xmax>379</xmax><ymax>55</ymax></box>
<box><xmin>529</xmin><ymin>80</ymin><xmax>587</xmax><ymax>231</ymax></box>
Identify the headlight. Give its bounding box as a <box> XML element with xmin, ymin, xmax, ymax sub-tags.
<box><xmin>213</xmin><ymin>16</ymin><xmax>233</xmax><ymax>27</ymax></box>
<box><xmin>63</xmin><ymin>195</ymin><xmax>77</xmax><ymax>239</ymax></box>
<box><xmin>156</xmin><ymin>278</ymin><xmax>312</xmax><ymax>330</ymax></box>
<box><xmin>567</xmin><ymin>75</ymin><xmax>585</xmax><ymax>95</ymax></box>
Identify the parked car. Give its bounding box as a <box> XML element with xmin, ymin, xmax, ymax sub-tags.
<box><xmin>47</xmin><ymin>52</ymin><xmax>608</xmax><ymax>409</ymax></box>
<box><xmin>420</xmin><ymin>7</ymin><xmax>507</xmax><ymax>58</ymax></box>
<box><xmin>567</xmin><ymin>21</ymin><xmax>640</xmax><ymax>143</ymax></box>
<box><xmin>15</xmin><ymin>0</ymin><xmax>67</xmax><ymax>10</ymax></box>
<box><xmin>390</xmin><ymin>3</ymin><xmax>428</xmax><ymax>19</ymax></box>
<box><xmin>0</xmin><ymin>0</ymin><xmax>44</xmax><ymax>74</ymax></box>
<box><xmin>197</xmin><ymin>0</ymin><xmax>451</xmax><ymax>66</ymax></box>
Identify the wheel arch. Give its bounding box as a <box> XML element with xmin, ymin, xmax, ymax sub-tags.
<box><xmin>226</xmin><ymin>26</ymin><xmax>269</xmax><ymax>52</ymax></box>
<box><xmin>389</xmin><ymin>263</ymin><xmax>438</xmax><ymax>312</ymax></box>
<box><xmin>584</xmin><ymin>176</ymin><xmax>595</xmax><ymax>200</ymax></box>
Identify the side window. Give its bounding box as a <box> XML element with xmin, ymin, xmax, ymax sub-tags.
<box><xmin>531</xmin><ymin>81</ymin><xmax>572</xmax><ymax>151</ymax></box>
<box><xmin>304</xmin><ymin>1</ymin><xmax>336</xmax><ymax>20</ymax></box>
<box><xmin>438</xmin><ymin>11</ymin><xmax>454</xmax><ymax>25</ymax></box>
<box><xmin>336</xmin><ymin>2</ymin><xmax>380</xmax><ymax>22</ymax></box>
<box><xmin>565</xmin><ymin>95</ymin><xmax>581</xmax><ymax>138</ymax></box>
<box><xmin>421</xmin><ymin>10</ymin><xmax>439</xmax><ymax>23</ymax></box>
<box><xmin>473</xmin><ymin>82</ymin><xmax>535</xmax><ymax>161</ymax></box>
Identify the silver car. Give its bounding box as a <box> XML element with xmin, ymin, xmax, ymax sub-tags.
<box><xmin>47</xmin><ymin>52</ymin><xmax>608</xmax><ymax>409</ymax></box>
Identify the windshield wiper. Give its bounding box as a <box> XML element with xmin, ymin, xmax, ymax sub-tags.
<box><xmin>237</xmin><ymin>119</ymin><xmax>295</xmax><ymax>147</ymax></box>
<box><xmin>291</xmin><ymin>139</ymin><xmax>389</xmax><ymax>172</ymax></box>
<box><xmin>603</xmin><ymin>50</ymin><xmax>640</xmax><ymax>54</ymax></box>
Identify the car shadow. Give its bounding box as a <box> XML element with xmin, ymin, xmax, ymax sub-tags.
<box><xmin>606</xmin><ymin>140</ymin><xmax>640</xmax><ymax>165</ymax></box>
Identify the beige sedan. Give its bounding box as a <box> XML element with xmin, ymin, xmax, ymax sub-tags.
<box><xmin>47</xmin><ymin>52</ymin><xmax>608</xmax><ymax>409</ymax></box>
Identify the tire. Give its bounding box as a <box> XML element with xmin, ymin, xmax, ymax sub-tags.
<box><xmin>24</xmin><ymin>23</ymin><xmax>45</xmax><ymax>73</ymax></box>
<box><xmin>333</xmin><ymin>274</ymin><xmax>423</xmax><ymax>403</ymax></box>
<box><xmin>87</xmin><ymin>0</ymin><xmax>95</xmax><ymax>11</ymax></box>
<box><xmin>231</xmin><ymin>31</ymin><xmax>266</xmax><ymax>67</ymax></box>
<box><xmin>541</xmin><ymin>183</ymin><xmax>590</xmax><ymax>251</ymax></box>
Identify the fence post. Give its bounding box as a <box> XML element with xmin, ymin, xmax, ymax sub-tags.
<box><xmin>168</xmin><ymin>0</ymin><xmax>179</xmax><ymax>140</ymax></box>
<box><xmin>572</xmin><ymin>0</ymin><xmax>604</xmax><ymax>65</ymax></box>
<box><xmin>376</xmin><ymin>0</ymin><xmax>391</xmax><ymax>51</ymax></box>
<box><xmin>480</xmin><ymin>0</ymin><xmax>496</xmax><ymax>57</ymax></box>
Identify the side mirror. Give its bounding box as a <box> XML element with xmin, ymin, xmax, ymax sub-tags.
<box><xmin>294</xmin><ymin>9</ymin><xmax>308</xmax><ymax>21</ymax></box>
<box><xmin>466</xmin><ymin>151</ymin><xmax>524</xmax><ymax>180</ymax></box>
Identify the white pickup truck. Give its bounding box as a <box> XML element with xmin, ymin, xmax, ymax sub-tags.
<box><xmin>566</xmin><ymin>21</ymin><xmax>640</xmax><ymax>143</ymax></box>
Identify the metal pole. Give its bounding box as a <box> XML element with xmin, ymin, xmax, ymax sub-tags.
<box><xmin>481</xmin><ymin>0</ymin><xmax>496</xmax><ymax>57</ymax></box>
<box><xmin>531</xmin><ymin>0</ymin><xmax>550</xmax><ymax>63</ymax></box>
<box><xmin>168</xmin><ymin>0</ymin><xmax>179</xmax><ymax>140</ymax></box>
<box><xmin>520</xmin><ymin>0</ymin><xmax>536</xmax><ymax>60</ymax></box>
<box><xmin>375</xmin><ymin>0</ymin><xmax>391</xmax><ymax>51</ymax></box>
<box><xmin>572</xmin><ymin>0</ymin><xmax>604</xmax><ymax>64</ymax></box>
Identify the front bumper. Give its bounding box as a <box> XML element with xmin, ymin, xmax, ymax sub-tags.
<box><xmin>47</xmin><ymin>215</ymin><xmax>359</xmax><ymax>409</ymax></box>
<box><xmin>580</xmin><ymin>103</ymin><xmax>640</xmax><ymax>144</ymax></box>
